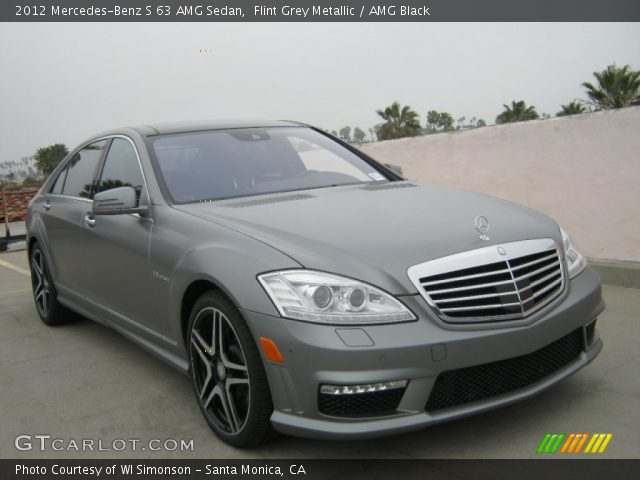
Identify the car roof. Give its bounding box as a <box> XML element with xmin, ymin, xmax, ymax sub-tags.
<box><xmin>130</xmin><ymin>119</ymin><xmax>307</xmax><ymax>136</ymax></box>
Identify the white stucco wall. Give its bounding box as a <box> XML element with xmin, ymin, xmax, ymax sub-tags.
<box><xmin>359</xmin><ymin>107</ymin><xmax>640</xmax><ymax>261</ymax></box>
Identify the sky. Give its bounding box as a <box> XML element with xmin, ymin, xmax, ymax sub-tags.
<box><xmin>1</xmin><ymin>22</ymin><xmax>639</xmax><ymax>162</ymax></box>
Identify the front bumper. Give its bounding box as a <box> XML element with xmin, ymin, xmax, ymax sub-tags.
<box><xmin>242</xmin><ymin>266</ymin><xmax>604</xmax><ymax>440</ymax></box>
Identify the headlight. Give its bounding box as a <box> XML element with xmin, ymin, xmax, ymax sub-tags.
<box><xmin>258</xmin><ymin>270</ymin><xmax>416</xmax><ymax>325</ymax></box>
<box><xmin>560</xmin><ymin>227</ymin><xmax>587</xmax><ymax>279</ymax></box>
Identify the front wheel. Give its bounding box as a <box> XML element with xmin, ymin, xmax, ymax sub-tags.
<box><xmin>187</xmin><ymin>291</ymin><xmax>275</xmax><ymax>447</ymax></box>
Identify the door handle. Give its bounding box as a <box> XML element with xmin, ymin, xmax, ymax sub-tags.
<box><xmin>84</xmin><ymin>213</ymin><xmax>96</xmax><ymax>228</ymax></box>
<box><xmin>43</xmin><ymin>201</ymin><xmax>51</xmax><ymax>211</ymax></box>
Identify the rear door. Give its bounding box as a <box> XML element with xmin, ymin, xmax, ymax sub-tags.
<box><xmin>39</xmin><ymin>140</ymin><xmax>107</xmax><ymax>296</ymax></box>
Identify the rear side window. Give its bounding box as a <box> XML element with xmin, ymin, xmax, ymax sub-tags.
<box><xmin>97</xmin><ymin>138</ymin><xmax>145</xmax><ymax>206</ymax></box>
<box><xmin>61</xmin><ymin>140</ymin><xmax>107</xmax><ymax>198</ymax></box>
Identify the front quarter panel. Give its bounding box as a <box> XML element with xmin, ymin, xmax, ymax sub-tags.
<box><xmin>148</xmin><ymin>206</ymin><xmax>301</xmax><ymax>356</ymax></box>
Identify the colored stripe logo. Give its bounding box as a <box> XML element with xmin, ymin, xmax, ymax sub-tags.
<box><xmin>537</xmin><ymin>433</ymin><xmax>613</xmax><ymax>454</ymax></box>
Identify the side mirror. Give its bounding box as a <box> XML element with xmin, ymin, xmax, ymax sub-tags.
<box><xmin>93</xmin><ymin>186</ymin><xmax>148</xmax><ymax>216</ymax></box>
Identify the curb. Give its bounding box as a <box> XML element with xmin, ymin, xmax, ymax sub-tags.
<box><xmin>0</xmin><ymin>235</ymin><xmax>26</xmax><ymax>253</ymax></box>
<box><xmin>587</xmin><ymin>258</ymin><xmax>640</xmax><ymax>290</ymax></box>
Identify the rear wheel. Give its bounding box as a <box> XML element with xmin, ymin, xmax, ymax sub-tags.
<box><xmin>30</xmin><ymin>242</ymin><xmax>73</xmax><ymax>325</ymax></box>
<box><xmin>187</xmin><ymin>290</ymin><xmax>275</xmax><ymax>447</ymax></box>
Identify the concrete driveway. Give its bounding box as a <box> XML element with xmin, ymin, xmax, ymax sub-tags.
<box><xmin>1</xmin><ymin>250</ymin><xmax>638</xmax><ymax>459</ymax></box>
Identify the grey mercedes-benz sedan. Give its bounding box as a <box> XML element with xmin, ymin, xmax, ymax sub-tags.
<box><xmin>26</xmin><ymin>120</ymin><xmax>604</xmax><ymax>447</ymax></box>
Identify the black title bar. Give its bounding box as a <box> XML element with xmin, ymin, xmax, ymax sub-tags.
<box><xmin>3</xmin><ymin>459</ymin><xmax>640</xmax><ymax>480</ymax></box>
<box><xmin>3</xmin><ymin>0</ymin><xmax>640</xmax><ymax>22</ymax></box>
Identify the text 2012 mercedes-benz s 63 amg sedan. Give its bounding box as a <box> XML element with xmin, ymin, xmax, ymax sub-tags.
<box><xmin>26</xmin><ymin>120</ymin><xmax>604</xmax><ymax>447</ymax></box>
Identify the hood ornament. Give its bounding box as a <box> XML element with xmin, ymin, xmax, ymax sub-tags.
<box><xmin>474</xmin><ymin>215</ymin><xmax>490</xmax><ymax>241</ymax></box>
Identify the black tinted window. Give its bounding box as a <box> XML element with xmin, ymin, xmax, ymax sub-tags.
<box><xmin>98</xmin><ymin>138</ymin><xmax>144</xmax><ymax>206</ymax></box>
<box><xmin>62</xmin><ymin>140</ymin><xmax>107</xmax><ymax>198</ymax></box>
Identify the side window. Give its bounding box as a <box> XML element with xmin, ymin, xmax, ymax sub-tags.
<box><xmin>50</xmin><ymin>167</ymin><xmax>68</xmax><ymax>194</ymax></box>
<box><xmin>97</xmin><ymin>138</ymin><xmax>145</xmax><ymax>206</ymax></box>
<box><xmin>61</xmin><ymin>140</ymin><xmax>107</xmax><ymax>198</ymax></box>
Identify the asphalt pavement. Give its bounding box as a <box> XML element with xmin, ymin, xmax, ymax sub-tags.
<box><xmin>1</xmin><ymin>250</ymin><xmax>638</xmax><ymax>459</ymax></box>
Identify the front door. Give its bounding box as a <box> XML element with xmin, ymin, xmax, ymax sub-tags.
<box><xmin>80</xmin><ymin>137</ymin><xmax>157</xmax><ymax>336</ymax></box>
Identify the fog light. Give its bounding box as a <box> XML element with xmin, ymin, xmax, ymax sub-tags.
<box><xmin>320</xmin><ymin>380</ymin><xmax>408</xmax><ymax>395</ymax></box>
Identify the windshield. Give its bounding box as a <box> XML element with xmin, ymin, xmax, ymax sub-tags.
<box><xmin>150</xmin><ymin>127</ymin><xmax>389</xmax><ymax>203</ymax></box>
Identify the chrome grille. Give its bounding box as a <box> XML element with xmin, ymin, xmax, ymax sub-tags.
<box><xmin>408</xmin><ymin>239</ymin><xmax>566</xmax><ymax>323</ymax></box>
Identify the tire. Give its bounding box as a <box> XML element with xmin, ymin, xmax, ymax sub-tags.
<box><xmin>29</xmin><ymin>241</ymin><xmax>74</xmax><ymax>326</ymax></box>
<box><xmin>187</xmin><ymin>290</ymin><xmax>275</xmax><ymax>447</ymax></box>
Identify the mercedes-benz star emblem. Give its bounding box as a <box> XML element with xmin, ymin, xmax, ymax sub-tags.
<box><xmin>474</xmin><ymin>215</ymin><xmax>490</xmax><ymax>241</ymax></box>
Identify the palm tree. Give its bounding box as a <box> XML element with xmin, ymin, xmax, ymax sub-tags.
<box><xmin>375</xmin><ymin>101</ymin><xmax>421</xmax><ymax>140</ymax></box>
<box><xmin>557</xmin><ymin>101</ymin><xmax>586</xmax><ymax>117</ymax></box>
<box><xmin>426</xmin><ymin>110</ymin><xmax>440</xmax><ymax>132</ymax></box>
<box><xmin>582</xmin><ymin>64</ymin><xmax>640</xmax><ymax>110</ymax></box>
<box><xmin>438</xmin><ymin>112</ymin><xmax>454</xmax><ymax>132</ymax></box>
<box><xmin>34</xmin><ymin>144</ymin><xmax>68</xmax><ymax>175</ymax></box>
<box><xmin>496</xmin><ymin>100</ymin><xmax>540</xmax><ymax>124</ymax></box>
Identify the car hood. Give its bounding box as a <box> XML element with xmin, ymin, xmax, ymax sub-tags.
<box><xmin>176</xmin><ymin>182</ymin><xmax>562</xmax><ymax>294</ymax></box>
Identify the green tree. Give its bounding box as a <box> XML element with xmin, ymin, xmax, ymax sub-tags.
<box><xmin>557</xmin><ymin>101</ymin><xmax>586</xmax><ymax>117</ymax></box>
<box><xmin>425</xmin><ymin>110</ymin><xmax>455</xmax><ymax>133</ymax></box>
<box><xmin>34</xmin><ymin>144</ymin><xmax>68</xmax><ymax>176</ymax></box>
<box><xmin>476</xmin><ymin>119</ymin><xmax>486</xmax><ymax>127</ymax></box>
<box><xmin>437</xmin><ymin>112</ymin><xmax>454</xmax><ymax>131</ymax></box>
<box><xmin>426</xmin><ymin>110</ymin><xmax>441</xmax><ymax>132</ymax></box>
<box><xmin>375</xmin><ymin>101</ymin><xmax>421</xmax><ymax>140</ymax></box>
<box><xmin>582</xmin><ymin>64</ymin><xmax>640</xmax><ymax>110</ymax></box>
<box><xmin>496</xmin><ymin>100</ymin><xmax>539</xmax><ymax>124</ymax></box>
<box><xmin>339</xmin><ymin>126</ymin><xmax>352</xmax><ymax>142</ymax></box>
<box><xmin>352</xmin><ymin>127</ymin><xmax>366</xmax><ymax>144</ymax></box>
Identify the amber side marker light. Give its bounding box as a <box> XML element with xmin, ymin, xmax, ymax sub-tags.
<box><xmin>259</xmin><ymin>337</ymin><xmax>284</xmax><ymax>363</ymax></box>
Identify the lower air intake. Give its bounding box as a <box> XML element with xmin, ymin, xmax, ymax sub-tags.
<box><xmin>426</xmin><ymin>328</ymin><xmax>583</xmax><ymax>412</ymax></box>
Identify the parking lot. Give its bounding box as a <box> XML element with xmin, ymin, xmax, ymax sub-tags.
<box><xmin>1</xmin><ymin>250</ymin><xmax>638</xmax><ymax>459</ymax></box>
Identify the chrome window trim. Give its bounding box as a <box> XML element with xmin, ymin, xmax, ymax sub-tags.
<box><xmin>44</xmin><ymin>194</ymin><xmax>93</xmax><ymax>204</ymax></box>
<box><xmin>46</xmin><ymin>133</ymin><xmax>151</xmax><ymax>213</ymax></box>
<box><xmin>48</xmin><ymin>135</ymin><xmax>150</xmax><ymax>203</ymax></box>
<box><xmin>47</xmin><ymin>134</ymin><xmax>152</xmax><ymax>221</ymax></box>
<box><xmin>407</xmin><ymin>238</ymin><xmax>566</xmax><ymax>324</ymax></box>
